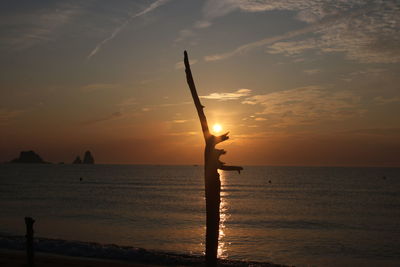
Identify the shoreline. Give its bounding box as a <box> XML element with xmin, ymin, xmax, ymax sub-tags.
<box><xmin>0</xmin><ymin>235</ymin><xmax>288</xmax><ymax>267</ymax></box>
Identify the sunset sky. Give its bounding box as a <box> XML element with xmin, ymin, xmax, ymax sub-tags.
<box><xmin>1</xmin><ymin>0</ymin><xmax>399</xmax><ymax>166</ymax></box>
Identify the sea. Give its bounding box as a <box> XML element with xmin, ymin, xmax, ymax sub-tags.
<box><xmin>0</xmin><ymin>164</ymin><xmax>399</xmax><ymax>266</ymax></box>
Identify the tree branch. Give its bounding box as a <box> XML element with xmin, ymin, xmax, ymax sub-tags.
<box><xmin>184</xmin><ymin>50</ymin><xmax>211</xmax><ymax>141</ymax></box>
<box><xmin>219</xmin><ymin>165</ymin><xmax>243</xmax><ymax>174</ymax></box>
<box><xmin>212</xmin><ymin>132</ymin><xmax>229</xmax><ymax>145</ymax></box>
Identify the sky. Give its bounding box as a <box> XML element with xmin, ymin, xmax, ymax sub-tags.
<box><xmin>0</xmin><ymin>0</ymin><xmax>399</xmax><ymax>166</ymax></box>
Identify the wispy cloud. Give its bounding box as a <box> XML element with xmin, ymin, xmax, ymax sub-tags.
<box><xmin>83</xmin><ymin>111</ymin><xmax>124</xmax><ymax>125</ymax></box>
<box><xmin>349</xmin><ymin>68</ymin><xmax>387</xmax><ymax>77</ymax></box>
<box><xmin>341</xmin><ymin>68</ymin><xmax>387</xmax><ymax>82</ymax></box>
<box><xmin>200</xmin><ymin>89</ymin><xmax>251</xmax><ymax>100</ymax></box>
<box><xmin>203</xmin><ymin>1</ymin><xmax>400</xmax><ymax>64</ymax></box>
<box><xmin>172</xmin><ymin>119</ymin><xmax>187</xmax><ymax>123</ymax></box>
<box><xmin>266</xmin><ymin>9</ymin><xmax>400</xmax><ymax>64</ymax></box>
<box><xmin>254</xmin><ymin>117</ymin><xmax>267</xmax><ymax>121</ymax></box>
<box><xmin>166</xmin><ymin>131</ymin><xmax>198</xmax><ymax>136</ymax></box>
<box><xmin>175</xmin><ymin>59</ymin><xmax>198</xmax><ymax>69</ymax></box>
<box><xmin>138</xmin><ymin>101</ymin><xmax>192</xmax><ymax>113</ymax></box>
<box><xmin>81</xmin><ymin>83</ymin><xmax>118</xmax><ymax>92</ymax></box>
<box><xmin>374</xmin><ymin>96</ymin><xmax>400</xmax><ymax>105</ymax></box>
<box><xmin>87</xmin><ymin>0</ymin><xmax>171</xmax><ymax>59</ymax></box>
<box><xmin>0</xmin><ymin>109</ymin><xmax>24</xmax><ymax>124</ymax></box>
<box><xmin>174</xmin><ymin>29</ymin><xmax>196</xmax><ymax>43</ymax></box>
<box><xmin>339</xmin><ymin>128</ymin><xmax>400</xmax><ymax>136</ymax></box>
<box><xmin>242</xmin><ymin>86</ymin><xmax>364</xmax><ymax>127</ymax></box>
<box><xmin>304</xmin><ymin>69</ymin><xmax>321</xmax><ymax>75</ymax></box>
<box><xmin>0</xmin><ymin>3</ymin><xmax>83</xmax><ymax>50</ymax></box>
<box><xmin>148</xmin><ymin>102</ymin><xmax>192</xmax><ymax>108</ymax></box>
<box><xmin>199</xmin><ymin>0</ymin><xmax>384</xmax><ymax>28</ymax></box>
<box><xmin>118</xmin><ymin>97</ymin><xmax>137</xmax><ymax>108</ymax></box>
<box><xmin>204</xmin><ymin>18</ymin><xmax>334</xmax><ymax>61</ymax></box>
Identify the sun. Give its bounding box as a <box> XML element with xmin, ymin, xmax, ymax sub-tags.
<box><xmin>212</xmin><ymin>123</ymin><xmax>222</xmax><ymax>134</ymax></box>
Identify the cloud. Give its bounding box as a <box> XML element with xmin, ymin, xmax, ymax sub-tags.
<box><xmin>242</xmin><ymin>86</ymin><xmax>364</xmax><ymax>127</ymax></box>
<box><xmin>179</xmin><ymin>0</ymin><xmax>357</xmax><ymax>44</ymax></box>
<box><xmin>203</xmin><ymin>1</ymin><xmax>400</xmax><ymax>64</ymax></box>
<box><xmin>175</xmin><ymin>59</ymin><xmax>198</xmax><ymax>69</ymax></box>
<box><xmin>349</xmin><ymin>68</ymin><xmax>387</xmax><ymax>76</ymax></box>
<box><xmin>374</xmin><ymin>96</ymin><xmax>400</xmax><ymax>105</ymax></box>
<box><xmin>266</xmin><ymin>7</ymin><xmax>400</xmax><ymax>64</ymax></box>
<box><xmin>200</xmin><ymin>0</ymin><xmax>382</xmax><ymax>26</ymax></box>
<box><xmin>200</xmin><ymin>88</ymin><xmax>251</xmax><ymax>100</ymax></box>
<box><xmin>179</xmin><ymin>0</ymin><xmax>342</xmax><ymax>43</ymax></box>
<box><xmin>0</xmin><ymin>109</ymin><xmax>24</xmax><ymax>124</ymax></box>
<box><xmin>118</xmin><ymin>97</ymin><xmax>137</xmax><ymax>108</ymax></box>
<box><xmin>87</xmin><ymin>0</ymin><xmax>171</xmax><ymax>59</ymax></box>
<box><xmin>204</xmin><ymin>19</ymin><xmax>330</xmax><ymax>61</ymax></box>
<box><xmin>341</xmin><ymin>68</ymin><xmax>387</xmax><ymax>82</ymax></box>
<box><xmin>0</xmin><ymin>3</ymin><xmax>83</xmax><ymax>50</ymax></box>
<box><xmin>339</xmin><ymin>128</ymin><xmax>400</xmax><ymax>136</ymax></box>
<box><xmin>254</xmin><ymin>117</ymin><xmax>267</xmax><ymax>121</ymax></box>
<box><xmin>81</xmin><ymin>83</ymin><xmax>118</xmax><ymax>92</ymax></box>
<box><xmin>149</xmin><ymin>102</ymin><xmax>192</xmax><ymax>108</ymax></box>
<box><xmin>166</xmin><ymin>131</ymin><xmax>198</xmax><ymax>136</ymax></box>
<box><xmin>174</xmin><ymin>29</ymin><xmax>196</xmax><ymax>43</ymax></box>
<box><xmin>172</xmin><ymin>120</ymin><xmax>187</xmax><ymax>123</ymax></box>
<box><xmin>304</xmin><ymin>69</ymin><xmax>321</xmax><ymax>75</ymax></box>
<box><xmin>137</xmin><ymin>102</ymin><xmax>191</xmax><ymax>114</ymax></box>
<box><xmin>268</xmin><ymin>39</ymin><xmax>319</xmax><ymax>56</ymax></box>
<box><xmin>83</xmin><ymin>111</ymin><xmax>123</xmax><ymax>125</ymax></box>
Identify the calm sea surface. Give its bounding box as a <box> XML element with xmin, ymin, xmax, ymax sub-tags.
<box><xmin>0</xmin><ymin>165</ymin><xmax>399</xmax><ymax>266</ymax></box>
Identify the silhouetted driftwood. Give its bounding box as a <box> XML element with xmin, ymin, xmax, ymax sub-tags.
<box><xmin>184</xmin><ymin>51</ymin><xmax>242</xmax><ymax>267</ymax></box>
<box><xmin>25</xmin><ymin>217</ymin><xmax>35</xmax><ymax>267</ymax></box>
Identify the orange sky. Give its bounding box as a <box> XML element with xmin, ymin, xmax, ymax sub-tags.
<box><xmin>1</xmin><ymin>0</ymin><xmax>400</xmax><ymax>166</ymax></box>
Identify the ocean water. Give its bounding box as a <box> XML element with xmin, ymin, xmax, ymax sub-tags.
<box><xmin>0</xmin><ymin>164</ymin><xmax>399</xmax><ymax>266</ymax></box>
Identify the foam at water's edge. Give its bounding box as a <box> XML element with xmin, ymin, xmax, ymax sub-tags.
<box><xmin>0</xmin><ymin>235</ymin><xmax>287</xmax><ymax>267</ymax></box>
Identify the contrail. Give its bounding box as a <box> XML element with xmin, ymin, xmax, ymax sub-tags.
<box><xmin>87</xmin><ymin>0</ymin><xmax>170</xmax><ymax>59</ymax></box>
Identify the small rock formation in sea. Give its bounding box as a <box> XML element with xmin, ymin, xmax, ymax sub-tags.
<box><xmin>72</xmin><ymin>151</ymin><xmax>95</xmax><ymax>164</ymax></box>
<box><xmin>73</xmin><ymin>156</ymin><xmax>82</xmax><ymax>164</ymax></box>
<box><xmin>10</xmin><ymin>150</ymin><xmax>47</xmax><ymax>164</ymax></box>
<box><xmin>83</xmin><ymin>150</ymin><xmax>95</xmax><ymax>164</ymax></box>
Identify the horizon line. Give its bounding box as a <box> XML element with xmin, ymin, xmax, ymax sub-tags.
<box><xmin>2</xmin><ymin>162</ymin><xmax>399</xmax><ymax>168</ymax></box>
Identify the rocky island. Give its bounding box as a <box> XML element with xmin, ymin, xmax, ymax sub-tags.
<box><xmin>9</xmin><ymin>151</ymin><xmax>48</xmax><ymax>164</ymax></box>
<box><xmin>72</xmin><ymin>156</ymin><xmax>82</xmax><ymax>164</ymax></box>
<box><xmin>72</xmin><ymin>151</ymin><xmax>95</xmax><ymax>164</ymax></box>
<box><xmin>83</xmin><ymin>151</ymin><xmax>94</xmax><ymax>164</ymax></box>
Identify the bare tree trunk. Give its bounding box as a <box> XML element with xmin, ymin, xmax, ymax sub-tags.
<box><xmin>25</xmin><ymin>217</ymin><xmax>35</xmax><ymax>267</ymax></box>
<box><xmin>184</xmin><ymin>51</ymin><xmax>242</xmax><ymax>267</ymax></box>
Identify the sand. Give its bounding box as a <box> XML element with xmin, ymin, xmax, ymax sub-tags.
<box><xmin>0</xmin><ymin>249</ymin><xmax>161</xmax><ymax>267</ymax></box>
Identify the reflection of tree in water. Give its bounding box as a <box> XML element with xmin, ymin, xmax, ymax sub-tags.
<box><xmin>218</xmin><ymin>170</ymin><xmax>230</xmax><ymax>259</ymax></box>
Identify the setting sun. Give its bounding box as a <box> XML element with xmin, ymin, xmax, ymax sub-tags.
<box><xmin>212</xmin><ymin>124</ymin><xmax>222</xmax><ymax>134</ymax></box>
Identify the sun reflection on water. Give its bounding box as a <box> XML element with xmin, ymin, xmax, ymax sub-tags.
<box><xmin>218</xmin><ymin>170</ymin><xmax>230</xmax><ymax>259</ymax></box>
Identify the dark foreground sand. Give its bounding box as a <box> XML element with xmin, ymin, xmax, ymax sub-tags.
<box><xmin>0</xmin><ymin>249</ymin><xmax>291</xmax><ymax>267</ymax></box>
<box><xmin>0</xmin><ymin>250</ymin><xmax>160</xmax><ymax>267</ymax></box>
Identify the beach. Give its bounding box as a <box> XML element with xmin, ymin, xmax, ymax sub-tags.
<box><xmin>0</xmin><ymin>248</ymin><xmax>288</xmax><ymax>267</ymax></box>
<box><xmin>0</xmin><ymin>235</ymin><xmax>288</xmax><ymax>267</ymax></box>
<box><xmin>0</xmin><ymin>249</ymin><xmax>159</xmax><ymax>267</ymax></box>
